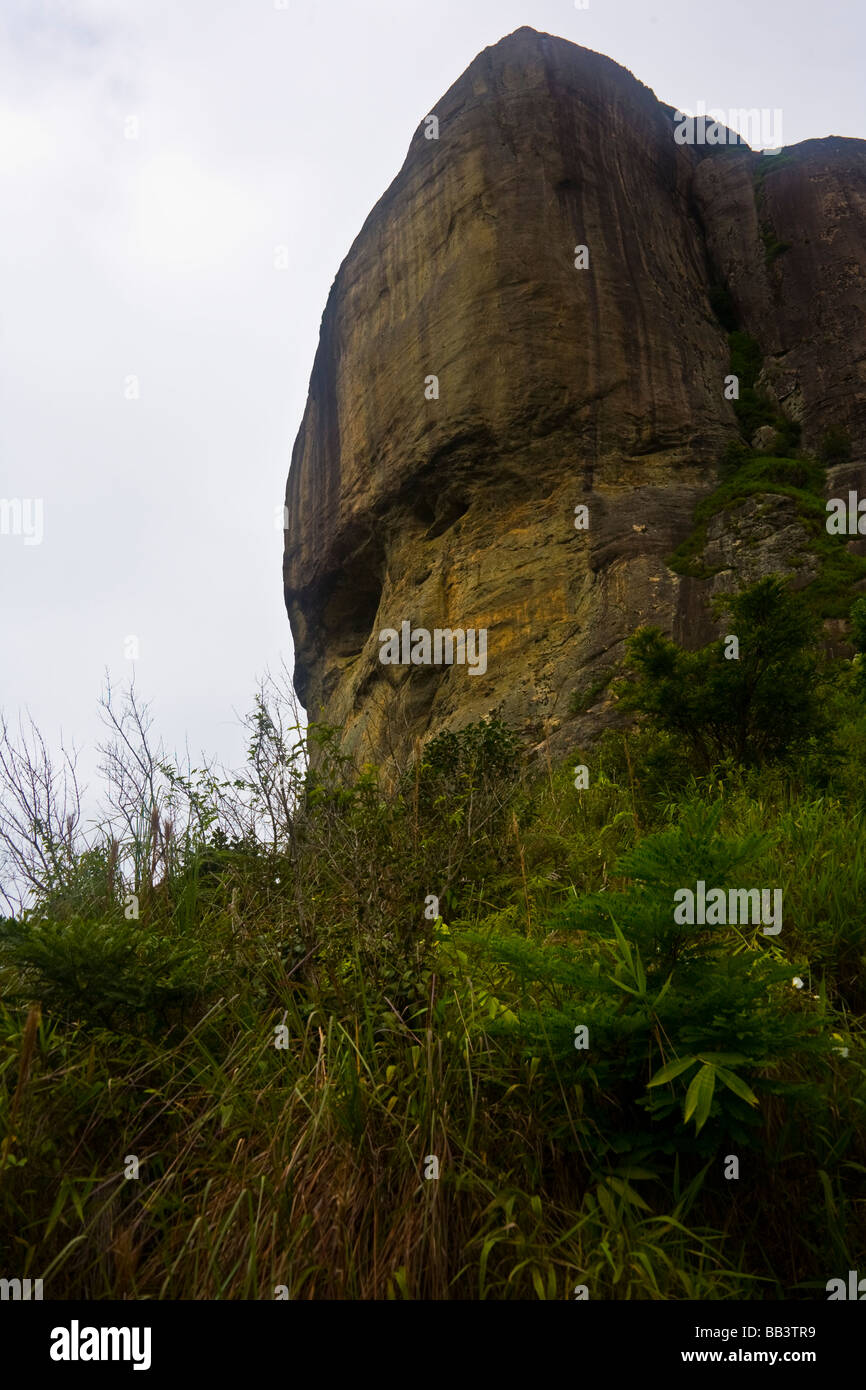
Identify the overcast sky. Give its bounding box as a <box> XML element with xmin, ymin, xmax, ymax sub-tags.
<box><xmin>2</xmin><ymin>0</ymin><xmax>864</xmax><ymax>794</ymax></box>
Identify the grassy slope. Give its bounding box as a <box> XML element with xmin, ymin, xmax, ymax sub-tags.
<box><xmin>2</xmin><ymin>703</ymin><xmax>865</xmax><ymax>1300</ymax></box>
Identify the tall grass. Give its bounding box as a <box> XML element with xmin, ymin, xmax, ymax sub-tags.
<box><xmin>1</xmin><ymin>675</ymin><xmax>865</xmax><ymax>1299</ymax></box>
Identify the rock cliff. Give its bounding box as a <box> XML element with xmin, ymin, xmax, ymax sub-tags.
<box><xmin>284</xmin><ymin>26</ymin><xmax>866</xmax><ymax>767</ymax></box>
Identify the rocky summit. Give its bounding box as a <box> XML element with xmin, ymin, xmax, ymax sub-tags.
<box><xmin>283</xmin><ymin>26</ymin><xmax>866</xmax><ymax>768</ymax></box>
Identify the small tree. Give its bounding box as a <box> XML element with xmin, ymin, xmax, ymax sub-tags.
<box><xmin>616</xmin><ymin>576</ymin><xmax>826</xmax><ymax>770</ymax></box>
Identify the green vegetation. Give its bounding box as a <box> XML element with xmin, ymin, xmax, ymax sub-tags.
<box><xmin>568</xmin><ymin>670</ymin><xmax>615</xmax><ymax>717</ymax></box>
<box><xmin>752</xmin><ymin>157</ymin><xmax>794</xmax><ymax>266</ymax></box>
<box><xmin>728</xmin><ymin>329</ymin><xmax>775</xmax><ymax>440</ymax></box>
<box><xmin>1</xmin><ymin>591</ymin><xmax>866</xmax><ymax>1300</ymax></box>
<box><xmin>821</xmin><ymin>427</ymin><xmax>853</xmax><ymax>466</ymax></box>
<box><xmin>760</xmin><ymin>224</ymin><xmax>792</xmax><ymax>267</ymax></box>
<box><xmin>724</xmin><ymin>329</ymin><xmax>799</xmax><ymax>449</ymax></box>
<box><xmin>852</xmin><ymin>598</ymin><xmax>866</xmax><ymax>695</ymax></box>
<box><xmin>708</xmin><ymin>276</ymin><xmax>797</xmax><ymax>452</ymax></box>
<box><xmin>668</xmin><ymin>446</ymin><xmax>866</xmax><ymax>618</ymax></box>
<box><xmin>615</xmin><ymin>577</ymin><xmax>826</xmax><ymax>769</ymax></box>
<box><xmin>751</xmin><ymin>151</ymin><xmax>796</xmax><ymax>194</ymax></box>
<box><xmin>728</xmin><ymin>329</ymin><xmax>763</xmax><ymax>390</ymax></box>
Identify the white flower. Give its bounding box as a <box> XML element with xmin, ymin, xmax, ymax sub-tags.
<box><xmin>792</xmin><ymin>976</ymin><xmax>804</xmax><ymax>989</ymax></box>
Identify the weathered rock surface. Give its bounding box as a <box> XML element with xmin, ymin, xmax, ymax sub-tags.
<box><xmin>704</xmin><ymin>495</ymin><xmax>819</xmax><ymax>599</ymax></box>
<box><xmin>284</xmin><ymin>27</ymin><xmax>866</xmax><ymax>768</ymax></box>
<box><xmin>692</xmin><ymin>137</ymin><xmax>866</xmax><ymax>454</ymax></box>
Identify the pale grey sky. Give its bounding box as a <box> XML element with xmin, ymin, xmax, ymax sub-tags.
<box><xmin>1</xmin><ymin>0</ymin><xmax>864</xmax><ymax>788</ymax></box>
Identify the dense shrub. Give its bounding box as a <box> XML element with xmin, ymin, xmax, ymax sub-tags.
<box><xmin>615</xmin><ymin>576</ymin><xmax>827</xmax><ymax>769</ymax></box>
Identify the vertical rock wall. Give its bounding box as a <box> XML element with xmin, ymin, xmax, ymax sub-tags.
<box><xmin>284</xmin><ymin>27</ymin><xmax>866</xmax><ymax>767</ymax></box>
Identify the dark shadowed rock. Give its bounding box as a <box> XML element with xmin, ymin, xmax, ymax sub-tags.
<box><xmin>692</xmin><ymin>137</ymin><xmax>866</xmax><ymax>455</ymax></box>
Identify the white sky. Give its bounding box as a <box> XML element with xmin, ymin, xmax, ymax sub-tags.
<box><xmin>1</xmin><ymin>0</ymin><xmax>864</xmax><ymax>790</ymax></box>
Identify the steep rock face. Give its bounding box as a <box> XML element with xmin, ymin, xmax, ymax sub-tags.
<box><xmin>284</xmin><ymin>27</ymin><xmax>866</xmax><ymax>768</ymax></box>
<box><xmin>692</xmin><ymin>138</ymin><xmax>866</xmax><ymax>454</ymax></box>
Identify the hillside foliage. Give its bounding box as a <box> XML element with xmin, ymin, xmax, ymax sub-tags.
<box><xmin>1</xmin><ymin>584</ymin><xmax>865</xmax><ymax>1299</ymax></box>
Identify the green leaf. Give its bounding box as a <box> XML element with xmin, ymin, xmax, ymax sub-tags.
<box><xmin>607</xmin><ymin>975</ymin><xmax>639</xmax><ymax>996</ymax></box>
<box><xmin>634</xmin><ymin>946</ymin><xmax>646</xmax><ymax>996</ymax></box>
<box><xmin>647</xmin><ymin>1056</ymin><xmax>698</xmax><ymax>1088</ymax></box>
<box><xmin>714</xmin><ymin>1065</ymin><xmax>759</xmax><ymax>1107</ymax></box>
<box><xmin>684</xmin><ymin>1063</ymin><xmax>716</xmax><ymax>1133</ymax></box>
<box><xmin>389</xmin><ymin>1265</ymin><xmax>411</xmax><ymax>1300</ymax></box>
<box><xmin>611</xmin><ymin>918</ymin><xmax>634</xmax><ymax>973</ymax></box>
<box><xmin>816</xmin><ymin>1169</ymin><xmax>836</xmax><ymax>1217</ymax></box>
<box><xmin>605</xmin><ymin>1176</ymin><xmax>652</xmax><ymax>1211</ymax></box>
<box><xmin>596</xmin><ymin>1183</ymin><xmax>616</xmax><ymax>1224</ymax></box>
<box><xmin>652</xmin><ymin>973</ymin><xmax>674</xmax><ymax>1007</ymax></box>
